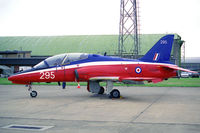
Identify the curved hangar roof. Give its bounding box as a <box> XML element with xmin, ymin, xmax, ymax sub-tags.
<box><xmin>0</xmin><ymin>34</ymin><xmax>181</xmax><ymax>56</ymax></box>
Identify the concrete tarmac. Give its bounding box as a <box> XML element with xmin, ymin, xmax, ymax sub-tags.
<box><xmin>0</xmin><ymin>85</ymin><xmax>200</xmax><ymax>133</ymax></box>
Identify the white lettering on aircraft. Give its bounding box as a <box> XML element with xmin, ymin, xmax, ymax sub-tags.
<box><xmin>160</xmin><ymin>40</ymin><xmax>167</xmax><ymax>44</ymax></box>
<box><xmin>40</xmin><ymin>72</ymin><xmax>55</xmax><ymax>79</ymax></box>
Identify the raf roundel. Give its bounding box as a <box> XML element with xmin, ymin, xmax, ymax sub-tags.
<box><xmin>135</xmin><ymin>67</ymin><xmax>142</xmax><ymax>74</ymax></box>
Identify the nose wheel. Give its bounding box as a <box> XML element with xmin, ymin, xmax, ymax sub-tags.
<box><xmin>28</xmin><ymin>84</ymin><xmax>38</xmax><ymax>98</ymax></box>
<box><xmin>30</xmin><ymin>90</ymin><xmax>37</xmax><ymax>98</ymax></box>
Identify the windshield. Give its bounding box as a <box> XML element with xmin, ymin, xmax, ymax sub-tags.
<box><xmin>33</xmin><ymin>54</ymin><xmax>66</xmax><ymax>69</ymax></box>
<box><xmin>33</xmin><ymin>61</ymin><xmax>48</xmax><ymax>69</ymax></box>
<box><xmin>33</xmin><ymin>53</ymin><xmax>88</xmax><ymax>69</ymax></box>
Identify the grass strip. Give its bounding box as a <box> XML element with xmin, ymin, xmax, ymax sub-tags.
<box><xmin>1</xmin><ymin>78</ymin><xmax>200</xmax><ymax>87</ymax></box>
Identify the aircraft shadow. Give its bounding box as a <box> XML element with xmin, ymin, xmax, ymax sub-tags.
<box><xmin>88</xmin><ymin>93</ymin><xmax>151</xmax><ymax>102</ymax></box>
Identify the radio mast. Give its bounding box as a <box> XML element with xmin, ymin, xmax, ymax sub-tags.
<box><xmin>118</xmin><ymin>0</ymin><xmax>140</xmax><ymax>58</ymax></box>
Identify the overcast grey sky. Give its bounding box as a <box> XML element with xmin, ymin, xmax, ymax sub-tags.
<box><xmin>0</xmin><ymin>0</ymin><xmax>199</xmax><ymax>57</ymax></box>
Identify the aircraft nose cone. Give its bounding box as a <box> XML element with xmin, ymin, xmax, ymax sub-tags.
<box><xmin>8</xmin><ymin>75</ymin><xmax>16</xmax><ymax>82</ymax></box>
<box><xmin>8</xmin><ymin>73</ymin><xmax>27</xmax><ymax>84</ymax></box>
<box><xmin>8</xmin><ymin>68</ymin><xmax>33</xmax><ymax>82</ymax></box>
<box><xmin>8</xmin><ymin>72</ymin><xmax>23</xmax><ymax>81</ymax></box>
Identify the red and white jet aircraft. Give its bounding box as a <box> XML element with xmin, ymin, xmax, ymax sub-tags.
<box><xmin>8</xmin><ymin>35</ymin><xmax>196</xmax><ymax>98</ymax></box>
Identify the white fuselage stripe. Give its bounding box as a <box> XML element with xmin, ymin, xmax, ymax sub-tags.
<box><xmin>16</xmin><ymin>61</ymin><xmax>176</xmax><ymax>76</ymax></box>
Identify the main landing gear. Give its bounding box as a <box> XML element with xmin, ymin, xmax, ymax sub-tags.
<box><xmin>110</xmin><ymin>89</ymin><xmax>120</xmax><ymax>98</ymax></box>
<box><xmin>88</xmin><ymin>81</ymin><xmax>121</xmax><ymax>98</ymax></box>
<box><xmin>28</xmin><ymin>84</ymin><xmax>38</xmax><ymax>98</ymax></box>
<box><xmin>98</xmin><ymin>86</ymin><xmax>105</xmax><ymax>94</ymax></box>
<box><xmin>106</xmin><ymin>81</ymin><xmax>120</xmax><ymax>98</ymax></box>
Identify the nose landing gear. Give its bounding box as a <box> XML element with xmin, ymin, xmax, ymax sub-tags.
<box><xmin>28</xmin><ymin>84</ymin><xmax>38</xmax><ymax>98</ymax></box>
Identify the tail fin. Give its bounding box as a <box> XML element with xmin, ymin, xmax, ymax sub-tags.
<box><xmin>139</xmin><ymin>34</ymin><xmax>174</xmax><ymax>63</ymax></box>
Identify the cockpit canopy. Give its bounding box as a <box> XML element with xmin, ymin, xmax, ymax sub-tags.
<box><xmin>33</xmin><ymin>53</ymin><xmax>89</xmax><ymax>69</ymax></box>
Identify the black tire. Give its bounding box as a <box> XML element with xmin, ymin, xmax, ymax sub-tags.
<box><xmin>110</xmin><ymin>89</ymin><xmax>120</xmax><ymax>98</ymax></box>
<box><xmin>30</xmin><ymin>91</ymin><xmax>37</xmax><ymax>98</ymax></box>
<box><xmin>98</xmin><ymin>86</ymin><xmax>105</xmax><ymax>94</ymax></box>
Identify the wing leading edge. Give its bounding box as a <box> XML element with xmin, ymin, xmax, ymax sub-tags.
<box><xmin>89</xmin><ymin>76</ymin><xmax>163</xmax><ymax>84</ymax></box>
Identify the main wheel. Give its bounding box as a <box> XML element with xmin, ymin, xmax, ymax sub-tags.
<box><xmin>98</xmin><ymin>86</ymin><xmax>105</xmax><ymax>94</ymax></box>
<box><xmin>30</xmin><ymin>90</ymin><xmax>37</xmax><ymax>98</ymax></box>
<box><xmin>110</xmin><ymin>89</ymin><xmax>120</xmax><ymax>98</ymax></box>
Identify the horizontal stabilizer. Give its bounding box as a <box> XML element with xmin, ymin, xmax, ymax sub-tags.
<box><xmin>161</xmin><ymin>65</ymin><xmax>197</xmax><ymax>73</ymax></box>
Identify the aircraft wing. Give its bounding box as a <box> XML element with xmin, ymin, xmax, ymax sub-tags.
<box><xmin>89</xmin><ymin>76</ymin><xmax>119</xmax><ymax>81</ymax></box>
<box><xmin>89</xmin><ymin>76</ymin><xmax>163</xmax><ymax>83</ymax></box>
<box><xmin>120</xmin><ymin>77</ymin><xmax>163</xmax><ymax>83</ymax></box>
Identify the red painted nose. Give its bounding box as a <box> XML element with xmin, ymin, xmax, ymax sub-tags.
<box><xmin>8</xmin><ymin>74</ymin><xmax>27</xmax><ymax>84</ymax></box>
<box><xmin>8</xmin><ymin>74</ymin><xmax>22</xmax><ymax>82</ymax></box>
<box><xmin>8</xmin><ymin>75</ymin><xmax>15</xmax><ymax>82</ymax></box>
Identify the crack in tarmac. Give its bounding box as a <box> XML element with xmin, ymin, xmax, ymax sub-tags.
<box><xmin>130</xmin><ymin>87</ymin><xmax>170</xmax><ymax>122</ymax></box>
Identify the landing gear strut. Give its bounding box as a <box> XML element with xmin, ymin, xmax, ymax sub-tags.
<box><xmin>98</xmin><ymin>86</ymin><xmax>105</xmax><ymax>94</ymax></box>
<box><xmin>28</xmin><ymin>84</ymin><xmax>38</xmax><ymax>98</ymax></box>
<box><xmin>87</xmin><ymin>81</ymin><xmax>121</xmax><ymax>98</ymax></box>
